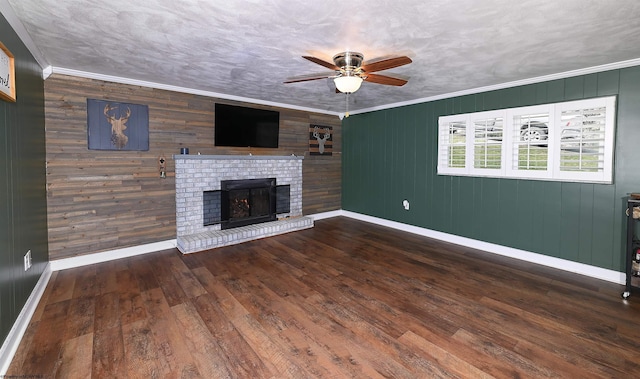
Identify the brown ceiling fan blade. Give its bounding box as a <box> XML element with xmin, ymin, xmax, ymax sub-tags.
<box><xmin>364</xmin><ymin>73</ymin><xmax>408</xmax><ymax>86</ymax></box>
<box><xmin>302</xmin><ymin>56</ymin><xmax>339</xmax><ymax>70</ymax></box>
<box><xmin>284</xmin><ymin>72</ymin><xmax>334</xmax><ymax>83</ymax></box>
<box><xmin>361</xmin><ymin>56</ymin><xmax>412</xmax><ymax>73</ymax></box>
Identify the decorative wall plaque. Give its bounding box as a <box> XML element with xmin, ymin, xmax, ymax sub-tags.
<box><xmin>0</xmin><ymin>41</ymin><xmax>16</xmax><ymax>102</ymax></box>
<box><xmin>87</xmin><ymin>99</ymin><xmax>149</xmax><ymax>151</ymax></box>
<box><xmin>309</xmin><ymin>124</ymin><xmax>332</xmax><ymax>156</ymax></box>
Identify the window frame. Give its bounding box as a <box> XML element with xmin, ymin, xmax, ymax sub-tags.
<box><xmin>437</xmin><ymin>96</ymin><xmax>616</xmax><ymax>184</ymax></box>
<box><xmin>437</xmin><ymin>115</ymin><xmax>469</xmax><ymax>176</ymax></box>
<box><xmin>504</xmin><ymin>104</ymin><xmax>554</xmax><ymax>180</ymax></box>
<box><xmin>469</xmin><ymin>110</ymin><xmax>505</xmax><ymax>177</ymax></box>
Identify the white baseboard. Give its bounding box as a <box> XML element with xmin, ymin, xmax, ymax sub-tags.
<box><xmin>43</xmin><ymin>212</ymin><xmax>625</xmax><ymax>285</ymax></box>
<box><xmin>50</xmin><ymin>239</ymin><xmax>177</xmax><ymax>271</ymax></box>
<box><xmin>309</xmin><ymin>210</ymin><xmax>343</xmax><ymax>221</ymax></box>
<box><xmin>339</xmin><ymin>210</ymin><xmax>625</xmax><ymax>285</ymax></box>
<box><xmin>0</xmin><ymin>263</ymin><xmax>52</xmax><ymax>376</ymax></box>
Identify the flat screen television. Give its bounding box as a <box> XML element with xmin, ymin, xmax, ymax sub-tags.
<box><xmin>215</xmin><ymin>103</ymin><xmax>280</xmax><ymax>148</ymax></box>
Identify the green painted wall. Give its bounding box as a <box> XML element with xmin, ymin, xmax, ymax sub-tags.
<box><xmin>0</xmin><ymin>13</ymin><xmax>48</xmax><ymax>347</ymax></box>
<box><xmin>343</xmin><ymin>67</ymin><xmax>640</xmax><ymax>272</ymax></box>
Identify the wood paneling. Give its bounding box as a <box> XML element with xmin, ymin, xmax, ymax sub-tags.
<box><xmin>8</xmin><ymin>217</ymin><xmax>640</xmax><ymax>377</ymax></box>
<box><xmin>343</xmin><ymin>66</ymin><xmax>640</xmax><ymax>272</ymax></box>
<box><xmin>44</xmin><ymin>75</ymin><xmax>341</xmax><ymax>260</ymax></box>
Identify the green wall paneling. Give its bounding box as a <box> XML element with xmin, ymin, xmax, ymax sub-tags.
<box><xmin>559</xmin><ymin>182</ymin><xmax>582</xmax><ymax>262</ymax></box>
<box><xmin>597</xmin><ymin>70</ymin><xmax>621</xmax><ymax>96</ymax></box>
<box><xmin>583</xmin><ymin>74</ymin><xmax>599</xmax><ymax>98</ymax></box>
<box><xmin>546</xmin><ymin>79</ymin><xmax>565</xmax><ymax>103</ymax></box>
<box><xmin>616</xmin><ymin>67</ymin><xmax>640</xmax><ymax>269</ymax></box>
<box><xmin>500</xmin><ymin>87</ymin><xmax>522</xmax><ymax>109</ymax></box>
<box><xmin>565</xmin><ymin>76</ymin><xmax>587</xmax><ymax>100</ymax></box>
<box><xmin>387</xmin><ymin>108</ymin><xmax>403</xmax><ymax>221</ymax></box>
<box><xmin>343</xmin><ymin>67</ymin><xmax>640</xmax><ymax>272</ymax></box>
<box><xmin>0</xmin><ymin>87</ymin><xmax>12</xmax><ymax>344</ymax></box>
<box><xmin>540</xmin><ymin>181</ymin><xmax>563</xmax><ymax>257</ymax></box>
<box><xmin>577</xmin><ymin>184</ymin><xmax>596</xmax><ymax>265</ymax></box>
<box><xmin>496</xmin><ymin>179</ymin><xmax>519</xmax><ymax>248</ymax></box>
<box><xmin>368</xmin><ymin>111</ymin><xmax>387</xmax><ymax>216</ymax></box>
<box><xmin>591</xmin><ymin>185</ymin><xmax>618</xmax><ymax>268</ymax></box>
<box><xmin>511</xmin><ymin>180</ymin><xmax>536</xmax><ymax>250</ymax></box>
<box><xmin>407</xmin><ymin>103</ymin><xmax>428</xmax><ymax>228</ymax></box>
<box><xmin>0</xmin><ymin>12</ymin><xmax>48</xmax><ymax>349</ymax></box>
<box><xmin>387</xmin><ymin>107</ymin><xmax>414</xmax><ymax>223</ymax></box>
<box><xmin>616</xmin><ymin>67</ymin><xmax>640</xmax><ymax>181</ymax></box>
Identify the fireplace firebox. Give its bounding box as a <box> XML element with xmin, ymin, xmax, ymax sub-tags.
<box><xmin>220</xmin><ymin>178</ymin><xmax>277</xmax><ymax>229</ymax></box>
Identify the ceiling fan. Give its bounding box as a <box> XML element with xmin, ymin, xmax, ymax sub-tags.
<box><xmin>284</xmin><ymin>51</ymin><xmax>412</xmax><ymax>94</ymax></box>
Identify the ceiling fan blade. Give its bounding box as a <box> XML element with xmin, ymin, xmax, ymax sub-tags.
<box><xmin>361</xmin><ymin>56</ymin><xmax>412</xmax><ymax>73</ymax></box>
<box><xmin>364</xmin><ymin>73</ymin><xmax>408</xmax><ymax>86</ymax></box>
<box><xmin>302</xmin><ymin>56</ymin><xmax>339</xmax><ymax>70</ymax></box>
<box><xmin>284</xmin><ymin>72</ymin><xmax>334</xmax><ymax>84</ymax></box>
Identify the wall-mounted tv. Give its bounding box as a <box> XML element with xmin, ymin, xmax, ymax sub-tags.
<box><xmin>215</xmin><ymin>103</ymin><xmax>280</xmax><ymax>148</ymax></box>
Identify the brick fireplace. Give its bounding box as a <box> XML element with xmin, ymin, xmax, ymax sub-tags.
<box><xmin>174</xmin><ymin>155</ymin><xmax>313</xmax><ymax>254</ymax></box>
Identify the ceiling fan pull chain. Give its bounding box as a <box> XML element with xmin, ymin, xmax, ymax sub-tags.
<box><xmin>345</xmin><ymin>93</ymin><xmax>350</xmax><ymax>118</ymax></box>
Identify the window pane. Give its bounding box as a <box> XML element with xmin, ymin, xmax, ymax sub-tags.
<box><xmin>440</xmin><ymin>120</ymin><xmax>466</xmax><ymax>168</ymax></box>
<box><xmin>512</xmin><ymin>113</ymin><xmax>549</xmax><ymax>170</ymax></box>
<box><xmin>559</xmin><ymin>106</ymin><xmax>606</xmax><ymax>172</ymax></box>
<box><xmin>473</xmin><ymin>117</ymin><xmax>502</xmax><ymax>169</ymax></box>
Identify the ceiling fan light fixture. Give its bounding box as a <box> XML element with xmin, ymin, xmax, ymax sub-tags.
<box><xmin>334</xmin><ymin>75</ymin><xmax>363</xmax><ymax>93</ymax></box>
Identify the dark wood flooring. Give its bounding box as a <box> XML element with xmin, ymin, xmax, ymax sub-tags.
<box><xmin>7</xmin><ymin>217</ymin><xmax>640</xmax><ymax>378</ymax></box>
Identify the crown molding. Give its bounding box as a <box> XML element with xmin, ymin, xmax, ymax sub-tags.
<box><xmin>349</xmin><ymin>57</ymin><xmax>640</xmax><ymax>116</ymax></box>
<box><xmin>0</xmin><ymin>0</ymin><xmax>49</xmax><ymax>71</ymax></box>
<box><xmin>52</xmin><ymin>57</ymin><xmax>640</xmax><ymax>118</ymax></box>
<box><xmin>51</xmin><ymin>67</ymin><xmax>341</xmax><ymax>117</ymax></box>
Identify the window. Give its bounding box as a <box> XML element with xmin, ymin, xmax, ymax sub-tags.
<box><xmin>471</xmin><ymin>111</ymin><xmax>503</xmax><ymax>176</ymax></box>
<box><xmin>438</xmin><ymin>117</ymin><xmax>467</xmax><ymax>174</ymax></box>
<box><xmin>505</xmin><ymin>105</ymin><xmax>551</xmax><ymax>180</ymax></box>
<box><xmin>437</xmin><ymin>96</ymin><xmax>616</xmax><ymax>183</ymax></box>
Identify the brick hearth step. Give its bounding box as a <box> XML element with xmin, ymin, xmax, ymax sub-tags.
<box><xmin>177</xmin><ymin>216</ymin><xmax>314</xmax><ymax>254</ymax></box>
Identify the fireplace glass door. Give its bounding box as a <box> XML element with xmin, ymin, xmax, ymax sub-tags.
<box><xmin>221</xmin><ymin>178</ymin><xmax>276</xmax><ymax>229</ymax></box>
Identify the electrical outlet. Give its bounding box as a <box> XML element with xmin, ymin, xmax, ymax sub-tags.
<box><xmin>24</xmin><ymin>250</ymin><xmax>32</xmax><ymax>271</ymax></box>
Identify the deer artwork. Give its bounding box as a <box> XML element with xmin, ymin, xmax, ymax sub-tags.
<box><xmin>103</xmin><ymin>104</ymin><xmax>131</xmax><ymax>149</ymax></box>
<box><xmin>313</xmin><ymin>126</ymin><xmax>331</xmax><ymax>154</ymax></box>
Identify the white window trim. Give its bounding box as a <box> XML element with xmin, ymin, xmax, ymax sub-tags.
<box><xmin>437</xmin><ymin>96</ymin><xmax>616</xmax><ymax>184</ymax></box>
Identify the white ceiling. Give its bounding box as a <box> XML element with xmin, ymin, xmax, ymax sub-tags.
<box><xmin>4</xmin><ymin>0</ymin><xmax>640</xmax><ymax>115</ymax></box>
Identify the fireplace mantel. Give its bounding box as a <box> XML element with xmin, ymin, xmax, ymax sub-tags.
<box><xmin>174</xmin><ymin>154</ymin><xmax>312</xmax><ymax>253</ymax></box>
<box><xmin>174</xmin><ymin>154</ymin><xmax>304</xmax><ymax>161</ymax></box>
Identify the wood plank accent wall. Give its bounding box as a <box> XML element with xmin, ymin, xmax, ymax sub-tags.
<box><xmin>44</xmin><ymin>74</ymin><xmax>341</xmax><ymax>260</ymax></box>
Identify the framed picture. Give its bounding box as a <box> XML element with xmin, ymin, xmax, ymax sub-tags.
<box><xmin>87</xmin><ymin>99</ymin><xmax>149</xmax><ymax>151</ymax></box>
<box><xmin>309</xmin><ymin>124</ymin><xmax>332</xmax><ymax>156</ymax></box>
<box><xmin>0</xmin><ymin>41</ymin><xmax>16</xmax><ymax>102</ymax></box>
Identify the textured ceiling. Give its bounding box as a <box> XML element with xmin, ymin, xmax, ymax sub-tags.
<box><xmin>5</xmin><ymin>0</ymin><xmax>640</xmax><ymax>114</ymax></box>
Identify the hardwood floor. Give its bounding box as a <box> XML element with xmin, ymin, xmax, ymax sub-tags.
<box><xmin>8</xmin><ymin>217</ymin><xmax>640</xmax><ymax>378</ymax></box>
